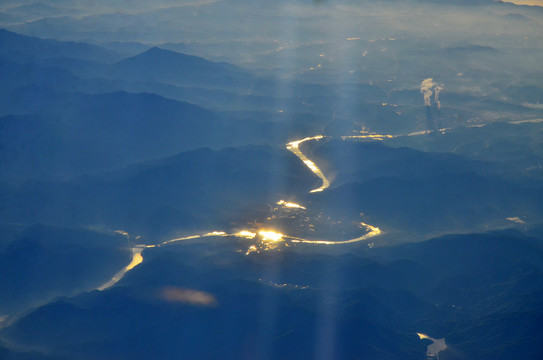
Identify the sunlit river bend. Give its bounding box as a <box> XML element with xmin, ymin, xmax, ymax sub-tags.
<box><xmin>101</xmin><ymin>124</ymin><xmax>495</xmax><ymax>290</ymax></box>
<box><xmin>98</xmin><ymin>133</ymin><xmax>385</xmax><ymax>290</ymax></box>
<box><xmin>102</xmin><ymin>125</ymin><xmax>490</xmax><ymax>292</ymax></box>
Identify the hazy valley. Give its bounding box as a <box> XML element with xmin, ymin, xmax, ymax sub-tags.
<box><xmin>1</xmin><ymin>1</ymin><xmax>543</xmax><ymax>359</ymax></box>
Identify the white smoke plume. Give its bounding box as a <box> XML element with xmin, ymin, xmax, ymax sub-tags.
<box><xmin>420</xmin><ymin>78</ymin><xmax>444</xmax><ymax>108</ymax></box>
<box><xmin>420</xmin><ymin>78</ymin><xmax>435</xmax><ymax>106</ymax></box>
<box><xmin>434</xmin><ymin>84</ymin><xmax>443</xmax><ymax>109</ymax></box>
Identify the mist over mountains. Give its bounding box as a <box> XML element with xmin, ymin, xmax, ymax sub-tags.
<box><xmin>0</xmin><ymin>1</ymin><xmax>543</xmax><ymax>359</ymax></box>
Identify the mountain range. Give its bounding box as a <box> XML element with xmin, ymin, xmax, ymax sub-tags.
<box><xmin>0</xmin><ymin>1</ymin><xmax>542</xmax><ymax>358</ymax></box>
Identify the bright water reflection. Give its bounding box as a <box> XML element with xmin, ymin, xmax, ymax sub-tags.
<box><xmin>286</xmin><ymin>135</ymin><xmax>330</xmax><ymax>193</ymax></box>
<box><xmin>99</xmin><ymin>133</ymin><xmax>388</xmax><ymax>290</ymax></box>
<box><xmin>98</xmin><ymin>246</ymin><xmax>144</xmax><ymax>291</ymax></box>
<box><xmin>277</xmin><ymin>200</ymin><xmax>306</xmax><ymax>210</ymax></box>
<box><xmin>417</xmin><ymin>333</ymin><xmax>447</xmax><ymax>359</ymax></box>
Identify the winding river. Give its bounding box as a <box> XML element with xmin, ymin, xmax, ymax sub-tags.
<box><xmin>96</xmin><ymin>122</ymin><xmax>537</xmax><ymax>359</ymax></box>
<box><xmin>101</xmin><ymin>121</ymin><xmax>528</xmax><ymax>289</ymax></box>
<box><xmin>98</xmin><ymin>133</ymin><xmax>384</xmax><ymax>290</ymax></box>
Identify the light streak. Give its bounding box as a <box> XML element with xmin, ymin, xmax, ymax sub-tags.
<box><xmin>101</xmin><ymin>131</ymin><xmax>394</xmax><ymax>290</ymax></box>
<box><xmin>259</xmin><ymin>230</ymin><xmax>284</xmax><ymax>242</ymax></box>
<box><xmin>506</xmin><ymin>217</ymin><xmax>526</xmax><ymax>224</ymax></box>
<box><xmin>509</xmin><ymin>118</ymin><xmax>543</xmax><ymax>124</ymax></box>
<box><xmin>277</xmin><ymin>200</ymin><xmax>306</xmax><ymax>210</ymax></box>
<box><xmin>286</xmin><ymin>135</ymin><xmax>324</xmax><ymax>150</ymax></box>
<box><xmin>286</xmin><ymin>135</ymin><xmax>329</xmax><ymax>192</ymax></box>
<box><xmin>160</xmin><ymin>234</ymin><xmax>202</xmax><ymax>246</ymax></box>
<box><xmin>341</xmin><ymin>134</ymin><xmax>394</xmax><ymax>141</ymax></box>
<box><xmin>204</xmin><ymin>231</ymin><xmax>227</xmax><ymax>236</ymax></box>
<box><xmin>102</xmin><ymin>119</ymin><xmax>537</xmax><ymax>290</ymax></box>
<box><xmin>289</xmin><ymin>223</ymin><xmax>381</xmax><ymax>245</ymax></box>
<box><xmin>237</xmin><ymin>230</ymin><xmax>257</xmax><ymax>239</ymax></box>
<box><xmin>98</xmin><ymin>247</ymin><xmax>144</xmax><ymax>291</ymax></box>
<box><xmin>245</xmin><ymin>245</ymin><xmax>258</xmax><ymax>255</ymax></box>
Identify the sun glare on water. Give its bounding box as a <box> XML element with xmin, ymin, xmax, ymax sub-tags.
<box><xmin>258</xmin><ymin>230</ymin><xmax>284</xmax><ymax>242</ymax></box>
<box><xmin>237</xmin><ymin>230</ymin><xmax>257</xmax><ymax>239</ymax></box>
<box><xmin>204</xmin><ymin>231</ymin><xmax>227</xmax><ymax>236</ymax></box>
<box><xmin>277</xmin><ymin>200</ymin><xmax>306</xmax><ymax>210</ymax></box>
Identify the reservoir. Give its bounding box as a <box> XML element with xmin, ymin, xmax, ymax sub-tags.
<box><xmin>417</xmin><ymin>333</ymin><xmax>447</xmax><ymax>359</ymax></box>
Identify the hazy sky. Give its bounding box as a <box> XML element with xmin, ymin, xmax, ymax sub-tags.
<box><xmin>506</xmin><ymin>0</ymin><xmax>543</xmax><ymax>5</ymax></box>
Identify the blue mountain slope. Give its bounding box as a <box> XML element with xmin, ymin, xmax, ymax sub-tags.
<box><xmin>0</xmin><ymin>28</ymin><xmax>121</xmax><ymax>62</ymax></box>
<box><xmin>110</xmin><ymin>47</ymin><xmax>251</xmax><ymax>87</ymax></box>
<box><xmin>0</xmin><ymin>90</ymin><xmax>224</xmax><ymax>179</ymax></box>
<box><xmin>311</xmin><ymin>172</ymin><xmax>542</xmax><ymax>235</ymax></box>
<box><xmin>0</xmin><ymin>58</ymin><xmax>81</xmax><ymax>92</ymax></box>
<box><xmin>2</xmin><ymin>228</ymin><xmax>542</xmax><ymax>360</ymax></box>
<box><xmin>0</xmin><ymin>145</ymin><xmax>318</xmax><ymax>237</ymax></box>
<box><xmin>0</xmin><ymin>224</ymin><xmax>127</xmax><ymax>316</ymax></box>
